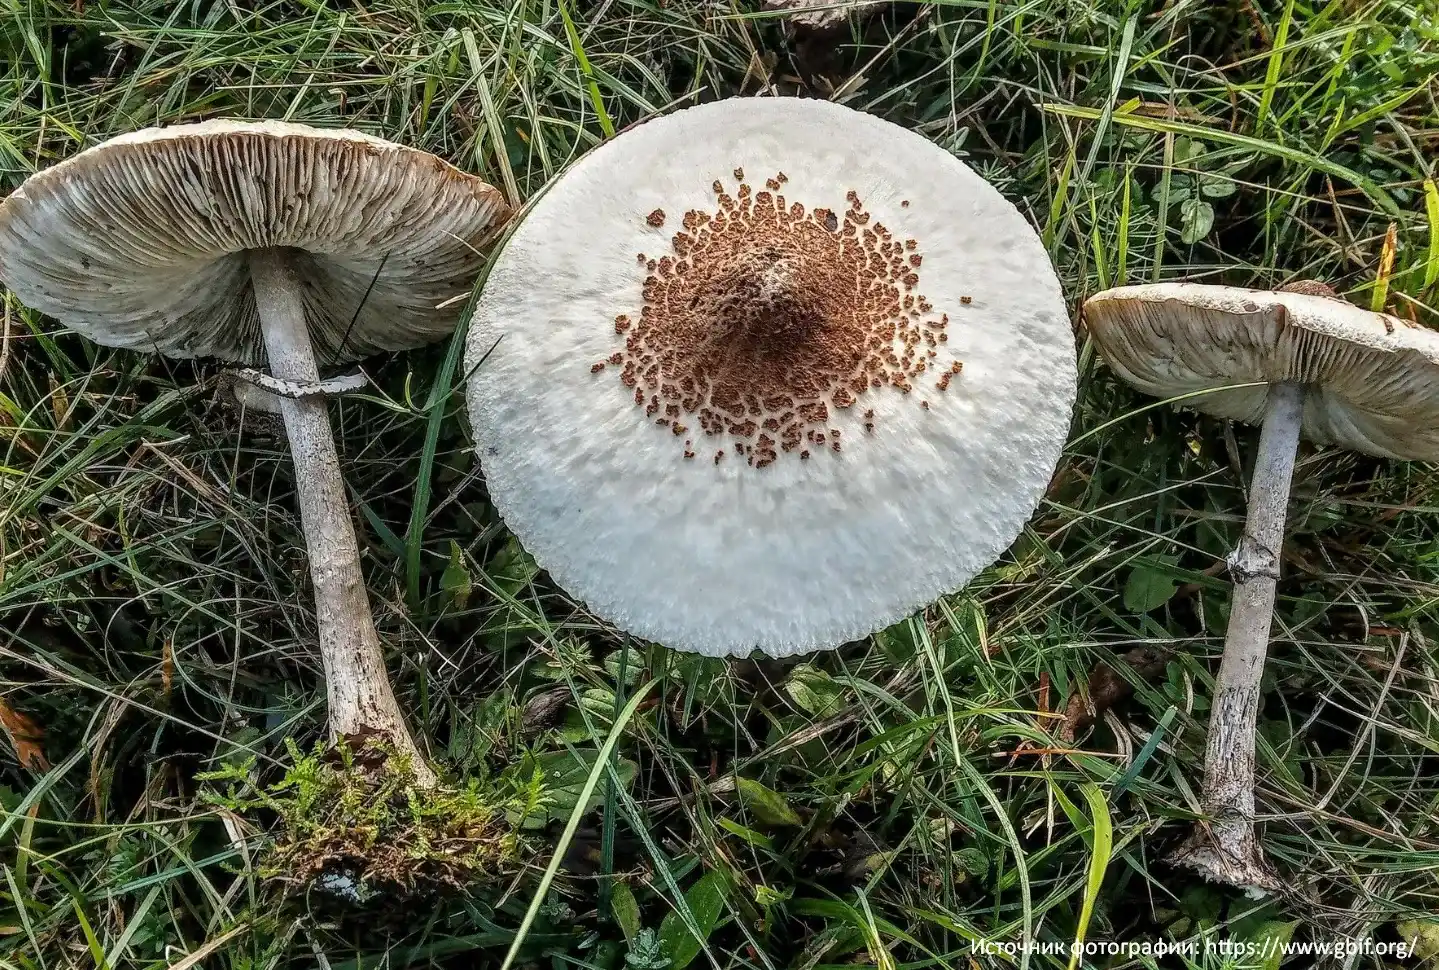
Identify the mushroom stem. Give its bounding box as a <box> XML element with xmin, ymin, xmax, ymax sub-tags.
<box><xmin>249</xmin><ymin>247</ymin><xmax>436</xmax><ymax>787</ymax></box>
<box><xmin>1174</xmin><ymin>380</ymin><xmax>1305</xmax><ymax>891</ymax></box>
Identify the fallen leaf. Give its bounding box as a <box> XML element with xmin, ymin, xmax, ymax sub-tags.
<box><xmin>0</xmin><ymin>697</ymin><xmax>50</xmax><ymax>771</ymax></box>
<box><xmin>1060</xmin><ymin>647</ymin><xmax>1171</xmax><ymax>742</ymax></box>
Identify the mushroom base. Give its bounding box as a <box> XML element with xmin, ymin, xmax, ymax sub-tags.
<box><xmin>223</xmin><ymin>734</ymin><xmax>520</xmax><ymax>903</ymax></box>
<box><xmin>1171</xmin><ymin>820</ymin><xmax>1281</xmax><ymax>896</ymax></box>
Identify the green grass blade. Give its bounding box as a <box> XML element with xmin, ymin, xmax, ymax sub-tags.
<box><xmin>1257</xmin><ymin>0</ymin><xmax>1297</xmax><ymax>134</ymax></box>
<box><xmin>1110</xmin><ymin>706</ymin><xmax>1177</xmax><ymax>798</ymax></box>
<box><xmin>557</xmin><ymin>0</ymin><xmax>614</xmax><ymax>139</ymax></box>
<box><xmin>70</xmin><ymin>897</ymin><xmax>109</xmax><ymax>970</ymax></box>
<box><xmin>929</xmin><ymin>638</ymin><xmax>1032</xmax><ymax>970</ymax></box>
<box><xmin>404</xmin><ymin>324</ymin><xmax>467</xmax><ymax>610</ymax></box>
<box><xmin>1116</xmin><ymin>163</ymin><xmax>1132</xmax><ymax>286</ymax></box>
<box><xmin>1424</xmin><ymin>178</ymin><xmax>1439</xmax><ymax>291</ymax></box>
<box><xmin>499</xmin><ymin>677</ymin><xmax>658</xmax><ymax>970</ymax></box>
<box><xmin>1044</xmin><ymin>104</ymin><xmax>1403</xmax><ymax>216</ymax></box>
<box><xmin>1066</xmin><ymin>783</ymin><xmax>1113</xmax><ymax>970</ymax></box>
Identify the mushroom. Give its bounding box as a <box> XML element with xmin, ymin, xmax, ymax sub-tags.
<box><xmin>1083</xmin><ymin>280</ymin><xmax>1439</xmax><ymax>891</ymax></box>
<box><xmin>465</xmin><ymin>97</ymin><xmax>1076</xmax><ymax>658</ymax></box>
<box><xmin>0</xmin><ymin>120</ymin><xmax>510</xmax><ymax>785</ymax></box>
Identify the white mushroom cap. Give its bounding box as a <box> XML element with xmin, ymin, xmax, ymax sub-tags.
<box><xmin>1084</xmin><ymin>282</ymin><xmax>1439</xmax><ymax>461</ymax></box>
<box><xmin>465</xmin><ymin>97</ymin><xmax>1076</xmax><ymax>658</ymax></box>
<box><xmin>0</xmin><ymin>120</ymin><xmax>510</xmax><ymax>365</ymax></box>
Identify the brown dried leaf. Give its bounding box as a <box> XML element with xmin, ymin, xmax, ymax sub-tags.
<box><xmin>161</xmin><ymin>637</ymin><xmax>174</xmax><ymax>702</ymax></box>
<box><xmin>48</xmin><ymin>376</ymin><xmax>70</xmax><ymax>431</ymax></box>
<box><xmin>1060</xmin><ymin>647</ymin><xmax>1171</xmax><ymax>743</ymax></box>
<box><xmin>0</xmin><ymin>697</ymin><xmax>50</xmax><ymax>771</ymax></box>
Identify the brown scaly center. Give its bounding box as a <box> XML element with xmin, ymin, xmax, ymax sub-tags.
<box><xmin>591</xmin><ymin>170</ymin><xmax>965</xmax><ymax>468</ymax></box>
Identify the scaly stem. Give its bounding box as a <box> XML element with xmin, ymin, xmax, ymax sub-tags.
<box><xmin>1173</xmin><ymin>381</ymin><xmax>1305</xmax><ymax>892</ymax></box>
<box><xmin>249</xmin><ymin>248</ymin><xmax>436</xmax><ymax>787</ymax></box>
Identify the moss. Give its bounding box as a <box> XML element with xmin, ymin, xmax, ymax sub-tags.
<box><xmin>201</xmin><ymin>735</ymin><xmax>522</xmax><ymax>897</ymax></box>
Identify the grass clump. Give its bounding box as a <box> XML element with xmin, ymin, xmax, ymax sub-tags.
<box><xmin>3</xmin><ymin>0</ymin><xmax>1439</xmax><ymax>967</ymax></box>
<box><xmin>201</xmin><ymin>736</ymin><xmax>523</xmax><ymax>900</ymax></box>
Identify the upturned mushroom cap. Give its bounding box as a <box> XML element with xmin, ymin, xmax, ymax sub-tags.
<box><xmin>465</xmin><ymin>97</ymin><xmax>1076</xmax><ymax>658</ymax></box>
<box><xmin>0</xmin><ymin>120</ymin><xmax>510</xmax><ymax>365</ymax></box>
<box><xmin>1084</xmin><ymin>282</ymin><xmax>1439</xmax><ymax>461</ymax></box>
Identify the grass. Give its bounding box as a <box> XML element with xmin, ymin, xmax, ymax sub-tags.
<box><xmin>2</xmin><ymin>0</ymin><xmax>1439</xmax><ymax>966</ymax></box>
